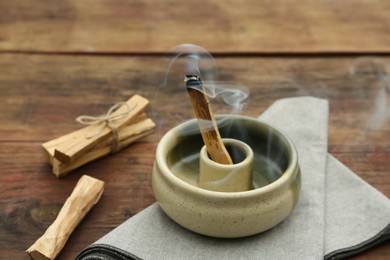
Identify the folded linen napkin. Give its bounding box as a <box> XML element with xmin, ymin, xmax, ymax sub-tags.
<box><xmin>78</xmin><ymin>97</ymin><xmax>390</xmax><ymax>260</ymax></box>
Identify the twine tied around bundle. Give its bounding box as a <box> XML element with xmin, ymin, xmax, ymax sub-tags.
<box><xmin>76</xmin><ymin>102</ymin><xmax>135</xmax><ymax>153</ymax></box>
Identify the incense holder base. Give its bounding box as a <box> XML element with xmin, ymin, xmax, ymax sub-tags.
<box><xmin>152</xmin><ymin>115</ymin><xmax>301</xmax><ymax>238</ymax></box>
<box><xmin>199</xmin><ymin>138</ymin><xmax>254</xmax><ymax>192</ymax></box>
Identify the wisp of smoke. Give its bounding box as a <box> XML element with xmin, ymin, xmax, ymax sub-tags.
<box><xmin>151</xmin><ymin>44</ymin><xmax>250</xmax><ymax>135</ymax></box>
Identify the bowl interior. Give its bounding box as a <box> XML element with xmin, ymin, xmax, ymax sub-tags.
<box><xmin>166</xmin><ymin>116</ymin><xmax>291</xmax><ymax>189</ymax></box>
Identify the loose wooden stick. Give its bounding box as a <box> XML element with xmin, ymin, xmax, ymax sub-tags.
<box><xmin>185</xmin><ymin>75</ymin><xmax>233</xmax><ymax>165</ymax></box>
<box><xmin>53</xmin><ymin>94</ymin><xmax>149</xmax><ymax>163</ymax></box>
<box><xmin>26</xmin><ymin>175</ymin><xmax>104</xmax><ymax>260</ymax></box>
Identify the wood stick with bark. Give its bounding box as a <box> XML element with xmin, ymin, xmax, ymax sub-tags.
<box><xmin>185</xmin><ymin>75</ymin><xmax>233</xmax><ymax>165</ymax></box>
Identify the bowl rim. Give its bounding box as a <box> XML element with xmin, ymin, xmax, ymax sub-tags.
<box><xmin>155</xmin><ymin>114</ymin><xmax>299</xmax><ymax>199</ymax></box>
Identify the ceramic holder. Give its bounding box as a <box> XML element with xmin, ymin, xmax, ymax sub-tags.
<box><xmin>152</xmin><ymin>115</ymin><xmax>301</xmax><ymax>238</ymax></box>
<box><xmin>199</xmin><ymin>138</ymin><xmax>254</xmax><ymax>192</ymax></box>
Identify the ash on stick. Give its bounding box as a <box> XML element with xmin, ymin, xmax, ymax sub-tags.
<box><xmin>185</xmin><ymin>75</ymin><xmax>233</xmax><ymax>165</ymax></box>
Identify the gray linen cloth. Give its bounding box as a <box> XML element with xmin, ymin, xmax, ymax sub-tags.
<box><xmin>78</xmin><ymin>97</ymin><xmax>390</xmax><ymax>260</ymax></box>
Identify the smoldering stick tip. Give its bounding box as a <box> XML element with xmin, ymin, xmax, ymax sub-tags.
<box><xmin>184</xmin><ymin>74</ymin><xmax>201</xmax><ymax>84</ymax></box>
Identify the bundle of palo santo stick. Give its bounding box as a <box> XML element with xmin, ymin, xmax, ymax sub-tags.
<box><xmin>42</xmin><ymin>94</ymin><xmax>155</xmax><ymax>178</ymax></box>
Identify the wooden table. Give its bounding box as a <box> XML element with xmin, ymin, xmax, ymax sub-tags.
<box><xmin>1</xmin><ymin>1</ymin><xmax>389</xmax><ymax>259</ymax></box>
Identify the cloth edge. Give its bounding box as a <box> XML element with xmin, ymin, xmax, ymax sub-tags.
<box><xmin>324</xmin><ymin>223</ymin><xmax>390</xmax><ymax>260</ymax></box>
<box><xmin>77</xmin><ymin>220</ymin><xmax>390</xmax><ymax>260</ymax></box>
<box><xmin>77</xmin><ymin>243</ymin><xmax>141</xmax><ymax>260</ymax></box>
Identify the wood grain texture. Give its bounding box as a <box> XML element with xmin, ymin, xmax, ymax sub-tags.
<box><xmin>1</xmin><ymin>0</ymin><xmax>390</xmax><ymax>53</ymax></box>
<box><xmin>26</xmin><ymin>175</ymin><xmax>104</xmax><ymax>260</ymax></box>
<box><xmin>0</xmin><ymin>54</ymin><xmax>389</xmax><ymax>259</ymax></box>
<box><xmin>186</xmin><ymin>76</ymin><xmax>233</xmax><ymax>165</ymax></box>
<box><xmin>52</xmin><ymin>94</ymin><xmax>149</xmax><ymax>163</ymax></box>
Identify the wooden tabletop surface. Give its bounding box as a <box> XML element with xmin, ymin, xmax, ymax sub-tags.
<box><xmin>1</xmin><ymin>1</ymin><xmax>389</xmax><ymax>259</ymax></box>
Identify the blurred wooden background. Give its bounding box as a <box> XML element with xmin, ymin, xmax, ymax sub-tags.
<box><xmin>0</xmin><ymin>1</ymin><xmax>389</xmax><ymax>259</ymax></box>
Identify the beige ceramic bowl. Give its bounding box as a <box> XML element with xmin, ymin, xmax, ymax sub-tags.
<box><xmin>152</xmin><ymin>115</ymin><xmax>301</xmax><ymax>238</ymax></box>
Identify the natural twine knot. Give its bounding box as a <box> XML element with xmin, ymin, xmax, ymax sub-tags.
<box><xmin>76</xmin><ymin>102</ymin><xmax>135</xmax><ymax>153</ymax></box>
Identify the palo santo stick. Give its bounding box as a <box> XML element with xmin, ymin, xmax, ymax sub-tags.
<box><xmin>52</xmin><ymin>119</ymin><xmax>155</xmax><ymax>177</ymax></box>
<box><xmin>185</xmin><ymin>75</ymin><xmax>233</xmax><ymax>165</ymax></box>
<box><xmin>26</xmin><ymin>175</ymin><xmax>104</xmax><ymax>260</ymax></box>
<box><xmin>42</xmin><ymin>113</ymin><xmax>151</xmax><ymax>164</ymax></box>
<box><xmin>93</xmin><ymin>117</ymin><xmax>155</xmax><ymax>150</ymax></box>
<box><xmin>53</xmin><ymin>94</ymin><xmax>149</xmax><ymax>163</ymax></box>
<box><xmin>53</xmin><ymin>129</ymin><xmax>154</xmax><ymax>177</ymax></box>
